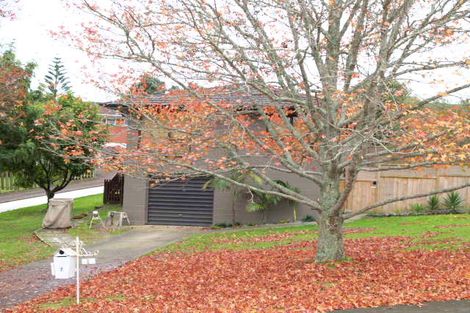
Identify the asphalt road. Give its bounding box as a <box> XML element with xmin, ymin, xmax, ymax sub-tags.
<box><xmin>333</xmin><ymin>300</ymin><xmax>470</xmax><ymax>313</ymax></box>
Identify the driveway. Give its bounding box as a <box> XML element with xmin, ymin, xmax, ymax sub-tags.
<box><xmin>0</xmin><ymin>226</ymin><xmax>202</xmax><ymax>311</ymax></box>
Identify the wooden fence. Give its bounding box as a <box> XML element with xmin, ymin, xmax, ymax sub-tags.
<box><xmin>0</xmin><ymin>170</ymin><xmax>95</xmax><ymax>193</ymax></box>
<box><xmin>104</xmin><ymin>173</ymin><xmax>124</xmax><ymax>204</ymax></box>
<box><xmin>0</xmin><ymin>172</ymin><xmax>21</xmax><ymax>192</ymax></box>
<box><xmin>343</xmin><ymin>166</ymin><xmax>470</xmax><ymax>214</ymax></box>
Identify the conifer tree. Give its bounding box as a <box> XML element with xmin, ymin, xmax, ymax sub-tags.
<box><xmin>44</xmin><ymin>57</ymin><xmax>71</xmax><ymax>98</ymax></box>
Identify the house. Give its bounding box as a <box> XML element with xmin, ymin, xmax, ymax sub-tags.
<box><xmin>103</xmin><ymin>88</ymin><xmax>470</xmax><ymax>227</ymax></box>
<box><xmin>97</xmin><ymin>87</ymin><xmax>319</xmax><ymax>226</ymax></box>
<box><xmin>98</xmin><ymin>105</ymin><xmax>128</xmax><ymax>149</ymax></box>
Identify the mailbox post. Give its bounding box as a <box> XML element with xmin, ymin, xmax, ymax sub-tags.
<box><xmin>51</xmin><ymin>248</ymin><xmax>76</xmax><ymax>279</ymax></box>
<box><xmin>51</xmin><ymin>236</ymin><xmax>98</xmax><ymax>305</ymax></box>
<box><xmin>75</xmin><ymin>237</ymin><xmax>80</xmax><ymax>305</ymax></box>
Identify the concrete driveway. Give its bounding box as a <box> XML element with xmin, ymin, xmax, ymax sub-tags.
<box><xmin>0</xmin><ymin>226</ymin><xmax>202</xmax><ymax>311</ymax></box>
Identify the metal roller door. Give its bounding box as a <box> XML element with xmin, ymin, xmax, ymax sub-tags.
<box><xmin>147</xmin><ymin>177</ymin><xmax>214</xmax><ymax>226</ymax></box>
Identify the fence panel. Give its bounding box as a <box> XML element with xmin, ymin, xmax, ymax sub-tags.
<box><xmin>0</xmin><ymin>170</ymin><xmax>96</xmax><ymax>193</ymax></box>
<box><xmin>342</xmin><ymin>180</ymin><xmax>378</xmax><ymax>212</ymax></box>
<box><xmin>378</xmin><ymin>176</ymin><xmax>436</xmax><ymax>213</ymax></box>
<box><xmin>0</xmin><ymin>172</ymin><xmax>25</xmax><ymax>192</ymax></box>
<box><xmin>343</xmin><ymin>167</ymin><xmax>470</xmax><ymax>214</ymax></box>
<box><xmin>104</xmin><ymin>173</ymin><xmax>124</xmax><ymax>204</ymax></box>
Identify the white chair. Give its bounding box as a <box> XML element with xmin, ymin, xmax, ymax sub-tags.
<box><xmin>89</xmin><ymin>210</ymin><xmax>105</xmax><ymax>229</ymax></box>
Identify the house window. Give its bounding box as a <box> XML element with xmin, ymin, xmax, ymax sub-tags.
<box><xmin>105</xmin><ymin>117</ymin><xmax>117</xmax><ymax>125</ymax></box>
<box><xmin>103</xmin><ymin>116</ymin><xmax>127</xmax><ymax>126</ymax></box>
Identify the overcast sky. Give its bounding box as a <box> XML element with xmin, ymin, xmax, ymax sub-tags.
<box><xmin>1</xmin><ymin>0</ymin><xmax>469</xmax><ymax>103</ymax></box>
<box><xmin>0</xmin><ymin>0</ymin><xmax>114</xmax><ymax>102</ymax></box>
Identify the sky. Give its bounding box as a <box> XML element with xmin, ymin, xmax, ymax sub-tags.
<box><xmin>0</xmin><ymin>0</ymin><xmax>114</xmax><ymax>102</ymax></box>
<box><xmin>0</xmin><ymin>0</ymin><xmax>469</xmax><ymax>103</ymax></box>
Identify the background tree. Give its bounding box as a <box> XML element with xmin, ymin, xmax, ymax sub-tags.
<box><xmin>69</xmin><ymin>0</ymin><xmax>470</xmax><ymax>261</ymax></box>
<box><xmin>0</xmin><ymin>49</ymin><xmax>34</xmax><ymax>121</ymax></box>
<box><xmin>43</xmin><ymin>57</ymin><xmax>71</xmax><ymax>98</ymax></box>
<box><xmin>131</xmin><ymin>74</ymin><xmax>166</xmax><ymax>95</ymax></box>
<box><xmin>0</xmin><ymin>49</ymin><xmax>35</xmax><ymax>172</ymax></box>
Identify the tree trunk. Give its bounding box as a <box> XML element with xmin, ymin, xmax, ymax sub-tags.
<box><xmin>45</xmin><ymin>190</ymin><xmax>55</xmax><ymax>205</ymax></box>
<box><xmin>315</xmin><ymin>173</ymin><xmax>345</xmax><ymax>262</ymax></box>
<box><xmin>316</xmin><ymin>210</ymin><xmax>345</xmax><ymax>262</ymax></box>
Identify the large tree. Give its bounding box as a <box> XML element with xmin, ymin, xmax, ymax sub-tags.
<box><xmin>1</xmin><ymin>52</ymin><xmax>106</xmax><ymax>202</ymax></box>
<box><xmin>70</xmin><ymin>0</ymin><xmax>469</xmax><ymax>261</ymax></box>
<box><xmin>0</xmin><ymin>93</ymin><xmax>107</xmax><ymax>201</ymax></box>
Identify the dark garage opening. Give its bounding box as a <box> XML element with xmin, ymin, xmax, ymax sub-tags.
<box><xmin>147</xmin><ymin>177</ymin><xmax>214</xmax><ymax>226</ymax></box>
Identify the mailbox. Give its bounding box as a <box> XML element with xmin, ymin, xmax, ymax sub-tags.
<box><xmin>51</xmin><ymin>248</ymin><xmax>76</xmax><ymax>279</ymax></box>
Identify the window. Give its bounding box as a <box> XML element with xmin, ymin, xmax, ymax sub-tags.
<box><xmin>102</xmin><ymin>115</ymin><xmax>128</xmax><ymax>126</ymax></box>
<box><xmin>105</xmin><ymin>117</ymin><xmax>117</xmax><ymax>125</ymax></box>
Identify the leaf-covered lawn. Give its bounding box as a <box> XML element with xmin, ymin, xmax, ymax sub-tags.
<box><xmin>7</xmin><ymin>214</ymin><xmax>470</xmax><ymax>313</ymax></box>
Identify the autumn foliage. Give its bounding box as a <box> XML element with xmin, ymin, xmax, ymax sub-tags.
<box><xmin>109</xmin><ymin>87</ymin><xmax>470</xmax><ymax>179</ymax></box>
<box><xmin>0</xmin><ymin>50</ymin><xmax>32</xmax><ymax>119</ymax></box>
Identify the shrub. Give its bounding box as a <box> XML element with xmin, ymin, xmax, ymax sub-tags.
<box><xmin>213</xmin><ymin>223</ymin><xmax>233</xmax><ymax>229</ymax></box>
<box><xmin>443</xmin><ymin>192</ymin><xmax>464</xmax><ymax>213</ymax></box>
<box><xmin>410</xmin><ymin>203</ymin><xmax>426</xmax><ymax>214</ymax></box>
<box><xmin>427</xmin><ymin>195</ymin><xmax>440</xmax><ymax>212</ymax></box>
<box><xmin>302</xmin><ymin>215</ymin><xmax>315</xmax><ymax>222</ymax></box>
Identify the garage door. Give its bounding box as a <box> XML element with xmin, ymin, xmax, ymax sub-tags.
<box><xmin>147</xmin><ymin>177</ymin><xmax>214</xmax><ymax>226</ymax></box>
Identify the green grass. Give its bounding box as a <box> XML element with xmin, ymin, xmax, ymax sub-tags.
<box><xmin>38</xmin><ymin>294</ymin><xmax>127</xmax><ymax>311</ymax></box>
<box><xmin>0</xmin><ymin>194</ymin><xmax>120</xmax><ymax>271</ymax></box>
<box><xmin>38</xmin><ymin>297</ymin><xmax>76</xmax><ymax>311</ymax></box>
<box><xmin>159</xmin><ymin>214</ymin><xmax>470</xmax><ymax>253</ymax></box>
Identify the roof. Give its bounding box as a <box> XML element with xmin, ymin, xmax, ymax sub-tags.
<box><xmin>98</xmin><ymin>85</ymin><xmax>305</xmax><ymax>111</ymax></box>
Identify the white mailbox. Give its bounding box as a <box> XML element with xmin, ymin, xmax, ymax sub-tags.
<box><xmin>51</xmin><ymin>248</ymin><xmax>76</xmax><ymax>279</ymax></box>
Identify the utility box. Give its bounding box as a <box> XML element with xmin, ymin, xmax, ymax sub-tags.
<box><xmin>51</xmin><ymin>248</ymin><xmax>76</xmax><ymax>279</ymax></box>
<box><xmin>43</xmin><ymin>198</ymin><xmax>73</xmax><ymax>229</ymax></box>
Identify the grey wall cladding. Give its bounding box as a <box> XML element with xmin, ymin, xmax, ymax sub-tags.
<box><xmin>122</xmin><ymin>175</ymin><xmax>148</xmax><ymax>224</ymax></box>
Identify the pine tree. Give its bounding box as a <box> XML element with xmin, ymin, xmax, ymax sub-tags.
<box><xmin>44</xmin><ymin>57</ymin><xmax>71</xmax><ymax>98</ymax></box>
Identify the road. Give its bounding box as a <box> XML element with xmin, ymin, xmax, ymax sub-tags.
<box><xmin>0</xmin><ymin>186</ymin><xmax>104</xmax><ymax>213</ymax></box>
